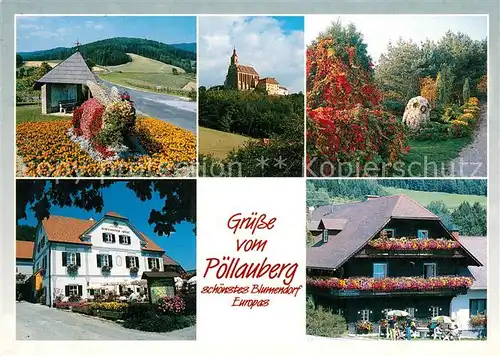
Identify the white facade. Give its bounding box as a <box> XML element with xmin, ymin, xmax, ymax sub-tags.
<box><xmin>34</xmin><ymin>216</ymin><xmax>164</xmax><ymax>306</ymax></box>
<box><xmin>450</xmin><ymin>289</ymin><xmax>487</xmax><ymax>331</ymax></box>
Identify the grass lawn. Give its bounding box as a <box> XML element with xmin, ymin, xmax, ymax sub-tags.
<box><xmin>384</xmin><ymin>187</ymin><xmax>486</xmax><ymax>210</ymax></box>
<box><xmin>106</xmin><ymin>53</ymin><xmax>186</xmax><ymax>74</ymax></box>
<box><xmin>402</xmin><ymin>138</ymin><xmax>471</xmax><ymax>177</ymax></box>
<box><xmin>16</xmin><ymin>105</ymin><xmax>69</xmax><ymax>124</ymax></box>
<box><xmin>199</xmin><ymin>127</ymin><xmax>255</xmax><ymax>159</ymax></box>
<box><xmin>100</xmin><ymin>54</ymin><xmax>196</xmax><ymax>97</ymax></box>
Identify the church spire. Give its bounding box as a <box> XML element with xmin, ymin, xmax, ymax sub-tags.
<box><xmin>231</xmin><ymin>46</ymin><xmax>238</xmax><ymax>65</ymax></box>
<box><xmin>75</xmin><ymin>39</ymin><xmax>81</xmax><ymax>52</ymax></box>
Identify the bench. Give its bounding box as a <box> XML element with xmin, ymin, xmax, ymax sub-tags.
<box><xmin>58</xmin><ymin>100</ymin><xmax>77</xmax><ymax>114</ymax></box>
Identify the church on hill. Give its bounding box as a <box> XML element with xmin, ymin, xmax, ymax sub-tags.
<box><xmin>34</xmin><ymin>42</ymin><xmax>97</xmax><ymax>114</ymax></box>
<box><xmin>223</xmin><ymin>48</ymin><xmax>288</xmax><ymax>95</ymax></box>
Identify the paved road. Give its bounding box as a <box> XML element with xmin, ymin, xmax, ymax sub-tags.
<box><xmin>16</xmin><ymin>302</ymin><xmax>196</xmax><ymax>340</ymax></box>
<box><xmin>99</xmin><ymin>79</ymin><xmax>197</xmax><ymax>134</ymax></box>
<box><xmin>450</xmin><ymin>102</ymin><xmax>487</xmax><ymax>177</ymax></box>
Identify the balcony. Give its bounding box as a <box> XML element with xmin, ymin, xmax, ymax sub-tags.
<box><xmin>356</xmin><ymin>238</ymin><xmax>464</xmax><ymax>258</ymax></box>
<box><xmin>307</xmin><ymin>276</ymin><xmax>472</xmax><ymax>298</ymax></box>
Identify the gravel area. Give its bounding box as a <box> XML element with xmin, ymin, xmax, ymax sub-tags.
<box><xmin>450</xmin><ymin>102</ymin><xmax>487</xmax><ymax>177</ymax></box>
<box><xmin>16</xmin><ymin>301</ymin><xmax>196</xmax><ymax>340</ymax></box>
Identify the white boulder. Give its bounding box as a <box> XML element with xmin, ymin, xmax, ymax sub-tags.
<box><xmin>402</xmin><ymin>96</ymin><xmax>431</xmax><ymax>129</ymax></box>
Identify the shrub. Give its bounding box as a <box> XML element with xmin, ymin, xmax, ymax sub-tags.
<box><xmin>79</xmin><ymin>98</ymin><xmax>105</xmax><ymax>140</ymax></box>
<box><xmin>476</xmin><ymin>75</ymin><xmax>487</xmax><ymax>94</ymax></box>
<box><xmin>180</xmin><ymin>294</ymin><xmax>196</xmax><ymax>315</ymax></box>
<box><xmin>420</xmin><ymin>76</ymin><xmax>438</xmax><ymax>108</ymax></box>
<box><xmin>97</xmin><ymin>100</ymin><xmax>136</xmax><ymax>147</ymax></box>
<box><xmin>123</xmin><ymin>302</ymin><xmax>156</xmax><ymax>320</ymax></box>
<box><xmin>68</xmin><ymin>294</ymin><xmax>82</xmax><ymax>302</ymax></box>
<box><xmin>157</xmin><ymin>295</ymin><xmax>186</xmax><ymax>315</ymax></box>
<box><xmin>356</xmin><ymin>321</ymin><xmax>373</xmax><ymax>334</ymax></box>
<box><xmin>306</xmin><ymin>302</ymin><xmax>347</xmax><ymax>337</ymax></box>
<box><xmin>123</xmin><ymin>315</ymin><xmax>196</xmax><ymax>332</ymax></box>
<box><xmin>470</xmin><ymin>315</ymin><xmax>487</xmax><ymax>329</ymax></box>
<box><xmin>408</xmin><ymin>121</ymin><xmax>453</xmax><ymax>141</ymax></box>
<box><xmin>307</xmin><ymin>106</ymin><xmax>408</xmax><ymax>176</ymax></box>
<box><xmin>441</xmin><ymin>105</ymin><xmax>461</xmax><ymax>123</ymax></box>
<box><xmin>381</xmin><ymin>100</ymin><xmax>404</xmax><ymax>116</ymax></box>
<box><xmin>72</xmin><ymin>106</ymin><xmax>83</xmax><ymax>132</ymax></box>
<box><xmin>55</xmin><ymin>301</ymin><xmax>86</xmax><ymax>309</ymax></box>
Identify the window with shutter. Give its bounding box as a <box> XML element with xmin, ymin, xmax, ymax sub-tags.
<box><xmin>135</xmin><ymin>257</ymin><xmax>139</xmax><ymax>268</ymax></box>
<box><xmin>108</xmin><ymin>255</ymin><xmax>113</xmax><ymax>268</ymax></box>
<box><xmin>62</xmin><ymin>252</ymin><xmax>68</xmax><ymax>266</ymax></box>
<box><xmin>96</xmin><ymin>254</ymin><xmax>102</xmax><ymax>267</ymax></box>
<box><xmin>65</xmin><ymin>285</ymin><xmax>70</xmax><ymax>296</ymax></box>
<box><xmin>147</xmin><ymin>258</ymin><xmax>152</xmax><ymax>269</ymax></box>
<box><xmin>125</xmin><ymin>256</ymin><xmax>131</xmax><ymax>268</ymax></box>
<box><xmin>101</xmin><ymin>255</ymin><xmax>109</xmax><ymax>267</ymax></box>
<box><xmin>103</xmin><ymin>233</ymin><xmax>114</xmax><ymax>243</ymax></box>
<box><xmin>76</xmin><ymin>253</ymin><xmax>81</xmax><ymax>267</ymax></box>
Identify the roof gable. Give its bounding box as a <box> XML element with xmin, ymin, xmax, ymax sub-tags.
<box><xmin>34</xmin><ymin>52</ymin><xmax>97</xmax><ymax>89</ymax></box>
<box><xmin>236</xmin><ymin>64</ymin><xmax>259</xmax><ymax>76</ymax></box>
<box><xmin>41</xmin><ymin>214</ymin><xmax>163</xmax><ymax>253</ymax></box>
<box><xmin>307</xmin><ymin>195</ymin><xmax>464</xmax><ymax>270</ymax></box>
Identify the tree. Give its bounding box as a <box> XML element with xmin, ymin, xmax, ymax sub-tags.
<box><xmin>451</xmin><ymin>201</ymin><xmax>486</xmax><ymax>236</ymax></box>
<box><xmin>16</xmin><ymin>225</ymin><xmax>37</xmax><ymax>241</ymax></box>
<box><xmin>37</xmin><ymin>62</ymin><xmax>52</xmax><ymax>78</ymax></box>
<box><xmin>463</xmin><ymin>77</ymin><xmax>470</xmax><ymax>104</ymax></box>
<box><xmin>85</xmin><ymin>58</ymin><xmax>96</xmax><ymax>70</ymax></box>
<box><xmin>426</xmin><ymin>200</ymin><xmax>453</xmax><ymax>229</ymax></box>
<box><xmin>437</xmin><ymin>66</ymin><xmax>454</xmax><ymax>107</ymax></box>
<box><xmin>16</xmin><ymin>54</ymin><xmax>24</xmax><ymax>67</ymax></box>
<box><xmin>16</xmin><ymin>180</ymin><xmax>196</xmax><ymax>236</ymax></box>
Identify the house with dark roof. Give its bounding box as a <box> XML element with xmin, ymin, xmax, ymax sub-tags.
<box><xmin>306</xmin><ymin>195</ymin><xmax>483</xmax><ymax>332</ymax></box>
<box><xmin>450</xmin><ymin>236</ymin><xmax>487</xmax><ymax>333</ymax></box>
<box><xmin>32</xmin><ymin>212</ymin><xmax>168</xmax><ymax>306</ymax></box>
<box><xmin>34</xmin><ymin>49</ymin><xmax>97</xmax><ymax>114</ymax></box>
<box><xmin>162</xmin><ymin>254</ymin><xmax>186</xmax><ymax>275</ymax></box>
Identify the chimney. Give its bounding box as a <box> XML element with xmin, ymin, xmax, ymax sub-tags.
<box><xmin>366</xmin><ymin>195</ymin><xmax>380</xmax><ymax>200</ymax></box>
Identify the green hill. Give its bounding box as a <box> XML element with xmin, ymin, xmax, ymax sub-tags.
<box><xmin>199</xmin><ymin>127</ymin><xmax>254</xmax><ymax>159</ymax></box>
<box><xmin>383</xmin><ymin>187</ymin><xmax>486</xmax><ymax>210</ymax></box>
<box><xmin>18</xmin><ymin>37</ymin><xmax>196</xmax><ymax>73</ymax></box>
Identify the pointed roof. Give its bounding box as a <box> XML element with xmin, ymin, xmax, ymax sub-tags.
<box><xmin>40</xmin><ymin>215</ymin><xmax>164</xmax><ymax>253</ymax></box>
<box><xmin>307</xmin><ymin>195</ymin><xmax>480</xmax><ymax>270</ymax></box>
<box><xmin>16</xmin><ymin>240</ymin><xmax>35</xmax><ymax>260</ymax></box>
<box><xmin>34</xmin><ymin>51</ymin><xmax>97</xmax><ymax>89</ymax></box>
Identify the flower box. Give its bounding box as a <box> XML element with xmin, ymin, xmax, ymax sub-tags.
<box><xmin>130</xmin><ymin>266</ymin><xmax>139</xmax><ymax>274</ymax></box>
<box><xmin>67</xmin><ymin>263</ymin><xmax>79</xmax><ymax>274</ymax></box>
<box><xmin>101</xmin><ymin>265</ymin><xmax>111</xmax><ymax>273</ymax></box>
<box><xmin>307</xmin><ymin>276</ymin><xmax>473</xmax><ymax>292</ymax></box>
<box><xmin>367</xmin><ymin>237</ymin><xmax>460</xmax><ymax>251</ymax></box>
<box><xmin>95</xmin><ymin>309</ymin><xmax>124</xmax><ymax>320</ymax></box>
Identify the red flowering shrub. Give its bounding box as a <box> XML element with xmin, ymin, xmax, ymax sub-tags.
<box><xmin>93</xmin><ymin>142</ymin><xmax>114</xmax><ymax>158</ymax></box>
<box><xmin>156</xmin><ymin>295</ymin><xmax>186</xmax><ymax>315</ymax></box>
<box><xmin>79</xmin><ymin>98</ymin><xmax>105</xmax><ymax>140</ymax></box>
<box><xmin>72</xmin><ymin>106</ymin><xmax>84</xmax><ymax>135</ymax></box>
<box><xmin>307</xmin><ymin>33</ymin><xmax>408</xmax><ymax>176</ymax></box>
<box><xmin>307</xmin><ymin>276</ymin><xmax>473</xmax><ymax>291</ymax></box>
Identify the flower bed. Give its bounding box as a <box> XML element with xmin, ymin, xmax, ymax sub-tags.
<box><xmin>469</xmin><ymin>315</ymin><xmax>487</xmax><ymax>328</ymax></box>
<box><xmin>55</xmin><ymin>301</ymin><xmax>87</xmax><ymax>309</ymax></box>
<box><xmin>356</xmin><ymin>321</ymin><xmax>372</xmax><ymax>334</ymax></box>
<box><xmin>367</xmin><ymin>237</ymin><xmax>460</xmax><ymax>250</ymax></box>
<box><xmin>307</xmin><ymin>276</ymin><xmax>473</xmax><ymax>291</ymax></box>
<box><xmin>16</xmin><ymin>117</ymin><xmax>196</xmax><ymax>177</ymax></box>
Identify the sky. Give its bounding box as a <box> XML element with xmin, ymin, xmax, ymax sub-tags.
<box><xmin>305</xmin><ymin>15</ymin><xmax>488</xmax><ymax>63</ymax></box>
<box><xmin>16</xmin><ymin>16</ymin><xmax>197</xmax><ymax>52</ymax></box>
<box><xmin>18</xmin><ymin>181</ymin><xmax>196</xmax><ymax>271</ymax></box>
<box><xmin>198</xmin><ymin>16</ymin><xmax>305</xmax><ymax>93</ymax></box>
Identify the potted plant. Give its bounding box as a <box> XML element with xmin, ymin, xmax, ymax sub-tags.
<box><xmin>102</xmin><ymin>265</ymin><xmax>111</xmax><ymax>273</ymax></box>
<box><xmin>151</xmin><ymin>267</ymin><xmax>159</xmax><ymax>272</ymax></box>
<box><xmin>16</xmin><ymin>272</ymin><xmax>26</xmax><ymax>281</ymax></box>
<box><xmin>356</xmin><ymin>321</ymin><xmax>372</xmax><ymax>334</ymax></box>
<box><xmin>67</xmin><ymin>263</ymin><xmax>79</xmax><ymax>274</ymax></box>
<box><xmin>130</xmin><ymin>266</ymin><xmax>139</xmax><ymax>274</ymax></box>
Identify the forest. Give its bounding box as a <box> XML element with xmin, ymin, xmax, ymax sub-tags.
<box><xmin>198</xmin><ymin>86</ymin><xmax>304</xmax><ymax>177</ymax></box>
<box><xmin>18</xmin><ymin>37</ymin><xmax>196</xmax><ymax>73</ymax></box>
<box><xmin>198</xmin><ymin>87</ymin><xmax>304</xmax><ymax>138</ymax></box>
<box><xmin>306</xmin><ymin>179</ymin><xmax>487</xmax><ymax>236</ymax></box>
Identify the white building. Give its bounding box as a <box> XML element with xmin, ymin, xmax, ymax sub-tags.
<box><xmin>33</xmin><ymin>212</ymin><xmax>166</xmax><ymax>306</ymax></box>
<box><xmin>450</xmin><ymin>236</ymin><xmax>487</xmax><ymax>334</ymax></box>
<box><xmin>277</xmin><ymin>86</ymin><xmax>289</xmax><ymax>95</ymax></box>
<box><xmin>16</xmin><ymin>240</ymin><xmax>34</xmax><ymax>280</ymax></box>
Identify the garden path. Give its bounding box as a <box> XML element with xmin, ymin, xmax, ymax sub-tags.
<box><xmin>16</xmin><ymin>301</ymin><xmax>196</xmax><ymax>340</ymax></box>
<box><xmin>450</xmin><ymin>102</ymin><xmax>487</xmax><ymax>177</ymax></box>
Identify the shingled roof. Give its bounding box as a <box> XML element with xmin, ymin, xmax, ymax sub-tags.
<box><xmin>258</xmin><ymin>77</ymin><xmax>279</xmax><ymax>85</ymax></box>
<box><xmin>307</xmin><ymin>195</ymin><xmax>480</xmax><ymax>270</ymax></box>
<box><xmin>458</xmin><ymin>236</ymin><xmax>487</xmax><ymax>289</ymax></box>
<box><xmin>16</xmin><ymin>241</ymin><xmax>34</xmax><ymax>260</ymax></box>
<box><xmin>236</xmin><ymin>64</ymin><xmax>259</xmax><ymax>76</ymax></box>
<box><xmin>41</xmin><ymin>215</ymin><xmax>164</xmax><ymax>253</ymax></box>
<box><xmin>34</xmin><ymin>51</ymin><xmax>97</xmax><ymax>89</ymax></box>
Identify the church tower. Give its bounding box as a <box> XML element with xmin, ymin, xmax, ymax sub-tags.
<box><xmin>224</xmin><ymin>46</ymin><xmax>239</xmax><ymax>89</ymax></box>
<box><xmin>231</xmin><ymin>47</ymin><xmax>238</xmax><ymax>65</ymax></box>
